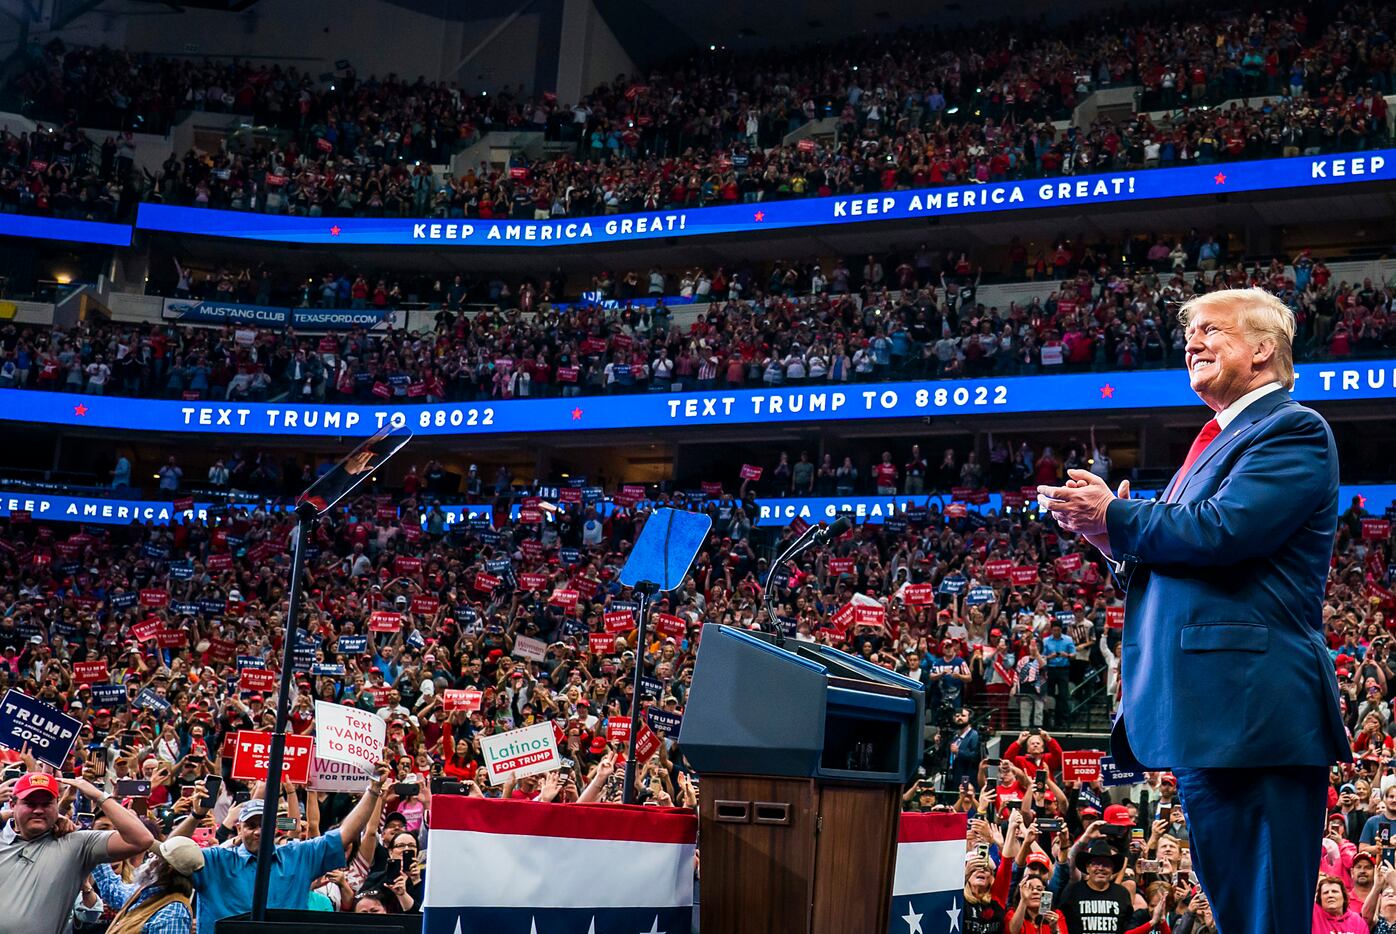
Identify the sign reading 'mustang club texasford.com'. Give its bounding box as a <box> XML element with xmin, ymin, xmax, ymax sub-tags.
<box><xmin>3</xmin><ymin>359</ymin><xmax>1395</xmax><ymax>438</ymax></box>
<box><xmin>132</xmin><ymin>151</ymin><xmax>1395</xmax><ymax>246</ymax></box>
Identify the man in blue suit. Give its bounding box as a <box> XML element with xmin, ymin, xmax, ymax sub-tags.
<box><xmin>1038</xmin><ymin>287</ymin><xmax>1351</xmax><ymax>934</ymax></box>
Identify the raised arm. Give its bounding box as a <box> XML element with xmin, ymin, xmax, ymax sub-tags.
<box><xmin>62</xmin><ymin>777</ymin><xmax>153</xmax><ymax>859</ymax></box>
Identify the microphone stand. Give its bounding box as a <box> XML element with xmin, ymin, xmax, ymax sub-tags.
<box><xmin>251</xmin><ymin>501</ymin><xmax>317</xmax><ymax>921</ymax></box>
<box><xmin>763</xmin><ymin>525</ymin><xmax>822</xmax><ymax>647</ymax></box>
<box><xmin>622</xmin><ymin>578</ymin><xmax>660</xmax><ymax>804</ymax></box>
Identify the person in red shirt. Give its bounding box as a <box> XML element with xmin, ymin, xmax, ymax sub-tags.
<box><xmin>440</xmin><ymin>715</ymin><xmax>482</xmax><ymax>780</ymax></box>
<box><xmin>1002</xmin><ymin>729</ymin><xmax>1065</xmax><ymax>777</ymax></box>
<box><xmin>874</xmin><ymin>452</ymin><xmax>898</xmax><ymax>494</ymax></box>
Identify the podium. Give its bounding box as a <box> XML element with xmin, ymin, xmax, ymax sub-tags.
<box><xmin>679</xmin><ymin>625</ymin><xmax>924</xmax><ymax>934</ymax></box>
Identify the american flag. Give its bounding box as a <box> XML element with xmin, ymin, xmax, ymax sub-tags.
<box><xmin>423</xmin><ymin>795</ymin><xmax>696</xmax><ymax>934</ymax></box>
<box><xmin>889</xmin><ymin>811</ymin><xmax>968</xmax><ymax>934</ymax></box>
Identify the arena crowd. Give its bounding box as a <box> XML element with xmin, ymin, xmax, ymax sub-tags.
<box><xmin>1</xmin><ymin>2</ymin><xmax>1394</xmax><ymax>223</ymax></box>
<box><xmin>0</xmin><ymin>456</ymin><xmax>1389</xmax><ymax>931</ymax></box>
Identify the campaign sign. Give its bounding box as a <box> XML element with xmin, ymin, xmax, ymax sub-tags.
<box><xmin>130</xmin><ymin>619</ymin><xmax>161</xmax><ymax>642</ymax></box>
<box><xmin>73</xmin><ymin>661</ymin><xmax>109</xmax><ymax>683</ymax></box>
<box><xmin>314</xmin><ymin>701</ymin><xmax>386</xmax><ymax>773</ymax></box>
<box><xmin>589</xmin><ymin>633</ymin><xmax>618</xmax><ymax>655</ymax></box>
<box><xmin>369</xmin><ymin>610</ymin><xmax>402</xmax><ymax>633</ymax></box>
<box><xmin>513</xmin><ymin>635</ymin><xmax>548</xmax><ymax>662</ymax></box>
<box><xmin>1364</xmin><ymin>518</ymin><xmax>1392</xmax><ymax>540</ymax></box>
<box><xmin>653</xmin><ymin>613</ymin><xmax>686</xmax><ymax>638</ymax></box>
<box><xmin>155</xmin><ymin>629</ymin><xmax>187</xmax><ymax>648</ymax></box>
<box><xmin>604</xmin><ymin>610</ymin><xmax>636</xmax><ymax>633</ymax></box>
<box><xmin>607</xmin><ymin>720</ymin><xmax>631</xmax><ymax>744</ymax></box>
<box><xmin>633</xmin><ymin>723</ymin><xmax>662</xmax><ymax>763</ymax></box>
<box><xmin>1055</xmin><ymin>553</ymin><xmax>1083</xmax><ymax>575</ymax></box>
<box><xmin>134</xmin><ymin>688</ymin><xmax>172</xmax><ymax>713</ymax></box>
<box><xmin>308</xmin><ymin>755</ymin><xmax>375</xmax><ymax>793</ymax></box>
<box><xmin>853</xmin><ymin>604</ymin><xmax>886</xmax><ymax>627</ymax></box>
<box><xmin>474</xmin><ymin>572</ymin><xmax>502</xmax><ymax>593</ymax></box>
<box><xmin>311</xmin><ymin>661</ymin><xmax>346</xmax><ymax>678</ymax></box>
<box><xmin>1061</xmin><ymin>750</ymin><xmax>1105</xmax><ymax>783</ymax></box>
<box><xmin>443</xmin><ymin>689</ymin><xmax>483</xmax><ymax>713</ymax></box>
<box><xmin>236</xmin><ymin>655</ymin><xmax>266</xmax><ymax>670</ymax></box>
<box><xmin>646</xmin><ymin>709</ymin><xmax>683</xmax><ymax>735</ymax></box>
<box><xmin>240</xmin><ymin>668</ymin><xmax>278</xmax><ymax>692</ymax></box>
<box><xmin>206</xmin><ymin>638</ymin><xmax>236</xmax><ymax>662</ymax></box>
<box><xmin>1105</xmin><ymin>606</ymin><xmax>1125</xmax><ymax>630</ymax></box>
<box><xmin>902</xmin><ymin>584</ymin><xmax>934</xmax><ymax>606</ymax></box>
<box><xmin>480</xmin><ymin>721</ymin><xmax>560</xmax><ymax>785</ymax></box>
<box><xmin>983</xmin><ymin>560</ymin><xmax>1012</xmax><ymax>579</ymax></box>
<box><xmin>549</xmin><ymin>589</ymin><xmax>580</xmax><ymax>611</ymax></box>
<box><xmin>231</xmin><ymin>730</ymin><xmax>313</xmax><ymax>783</ymax></box>
<box><xmin>1008</xmin><ymin>566</ymin><xmax>1039</xmax><ymax>585</ymax></box>
<box><xmin>739</xmin><ymin>464</ymin><xmax>763</xmax><ymax>481</ymax></box>
<box><xmin>338</xmin><ymin>636</ymin><xmax>369</xmax><ymax>655</ymax></box>
<box><xmin>139</xmin><ymin>588</ymin><xmax>169</xmax><ymax>608</ymax></box>
<box><xmin>937</xmin><ymin>576</ymin><xmax>967</xmax><ymax>595</ymax></box>
<box><xmin>91</xmin><ymin>683</ymin><xmax>127</xmax><ymax>707</ymax></box>
<box><xmin>0</xmin><ymin>689</ymin><xmax>81</xmax><ymax>767</ymax></box>
<box><xmin>518</xmin><ymin>573</ymin><xmax>548</xmax><ymax>591</ymax></box>
<box><xmin>965</xmin><ymin>586</ymin><xmax>996</xmax><ymax>606</ymax></box>
<box><xmin>1099</xmin><ymin>755</ymin><xmax>1142</xmax><ymax>787</ymax></box>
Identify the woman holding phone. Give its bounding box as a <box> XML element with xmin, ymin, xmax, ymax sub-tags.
<box><xmin>1007</xmin><ymin>875</ymin><xmax>1066</xmax><ymax>933</ymax></box>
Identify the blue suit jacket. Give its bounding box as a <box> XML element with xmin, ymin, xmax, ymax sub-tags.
<box><xmin>1105</xmin><ymin>388</ymin><xmax>1351</xmax><ymax>770</ymax></box>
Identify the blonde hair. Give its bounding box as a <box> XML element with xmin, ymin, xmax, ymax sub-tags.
<box><xmin>1177</xmin><ymin>287</ymin><xmax>1296</xmax><ymax>390</ymax></box>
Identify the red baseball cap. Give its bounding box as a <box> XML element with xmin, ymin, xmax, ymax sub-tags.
<box><xmin>589</xmin><ymin>737</ymin><xmax>608</xmax><ymax>754</ymax></box>
<box><xmin>1103</xmin><ymin>804</ymin><xmax>1133</xmax><ymax>826</ymax></box>
<box><xmin>1026</xmin><ymin>851</ymin><xmax>1052</xmax><ymax>869</ymax></box>
<box><xmin>14</xmin><ymin>772</ymin><xmax>61</xmax><ymax>801</ymax></box>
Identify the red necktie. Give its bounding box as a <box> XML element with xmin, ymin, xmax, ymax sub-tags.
<box><xmin>1167</xmin><ymin>419</ymin><xmax>1221</xmax><ymax>502</ymax></box>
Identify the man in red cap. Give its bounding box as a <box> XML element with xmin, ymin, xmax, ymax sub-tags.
<box><xmin>0</xmin><ymin>772</ymin><xmax>153</xmax><ymax>934</ymax></box>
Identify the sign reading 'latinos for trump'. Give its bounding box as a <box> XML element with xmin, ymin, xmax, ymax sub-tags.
<box><xmin>480</xmin><ymin>721</ymin><xmax>560</xmax><ymax>785</ymax></box>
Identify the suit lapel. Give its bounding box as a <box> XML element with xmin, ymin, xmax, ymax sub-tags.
<box><xmin>1176</xmin><ymin>389</ymin><xmax>1291</xmax><ymax>502</ymax></box>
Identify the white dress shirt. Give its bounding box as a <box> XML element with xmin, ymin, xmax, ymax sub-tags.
<box><xmin>1215</xmin><ymin>380</ymin><xmax>1283</xmax><ymax>430</ymax></box>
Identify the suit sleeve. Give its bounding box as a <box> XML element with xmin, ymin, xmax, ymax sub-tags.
<box><xmin>1105</xmin><ymin>411</ymin><xmax>1332</xmax><ymax>568</ymax></box>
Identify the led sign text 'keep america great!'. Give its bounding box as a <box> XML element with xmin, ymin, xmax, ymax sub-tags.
<box><xmin>3</xmin><ymin>360</ymin><xmax>1395</xmax><ymax>437</ymax></box>
<box><xmin>128</xmin><ymin>151</ymin><xmax>1394</xmax><ymax>247</ymax></box>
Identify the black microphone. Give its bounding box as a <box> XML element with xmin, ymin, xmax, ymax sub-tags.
<box><xmin>763</xmin><ymin>516</ymin><xmax>855</xmax><ymax>647</ymax></box>
<box><xmin>811</xmin><ymin>515</ymin><xmax>853</xmax><ymax>544</ymax></box>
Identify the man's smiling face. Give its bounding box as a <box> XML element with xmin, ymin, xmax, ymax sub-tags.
<box><xmin>1184</xmin><ymin>302</ymin><xmax>1267</xmax><ymax>409</ymax></box>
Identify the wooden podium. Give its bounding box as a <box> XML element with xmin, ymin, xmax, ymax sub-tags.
<box><xmin>678</xmin><ymin>626</ymin><xmax>924</xmax><ymax>934</ymax></box>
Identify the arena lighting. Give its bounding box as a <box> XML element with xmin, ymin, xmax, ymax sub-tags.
<box><xmin>946</xmin><ymin>106</ymin><xmax>960</xmax><ymax>114</ymax></box>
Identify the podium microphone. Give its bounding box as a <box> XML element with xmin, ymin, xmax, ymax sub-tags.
<box><xmin>764</xmin><ymin>516</ymin><xmax>853</xmax><ymax>645</ymax></box>
<box><xmin>810</xmin><ymin>515</ymin><xmax>853</xmax><ymax>545</ymax></box>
